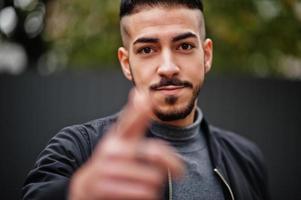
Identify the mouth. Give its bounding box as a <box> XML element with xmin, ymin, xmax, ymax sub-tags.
<box><xmin>152</xmin><ymin>85</ymin><xmax>187</xmax><ymax>95</ymax></box>
<box><xmin>155</xmin><ymin>85</ymin><xmax>186</xmax><ymax>91</ymax></box>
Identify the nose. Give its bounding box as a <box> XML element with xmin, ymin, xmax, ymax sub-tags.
<box><xmin>157</xmin><ymin>50</ymin><xmax>179</xmax><ymax>78</ymax></box>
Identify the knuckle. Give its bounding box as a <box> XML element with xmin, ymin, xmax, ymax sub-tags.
<box><xmin>147</xmin><ymin>170</ymin><xmax>164</xmax><ymax>187</ymax></box>
<box><xmin>147</xmin><ymin>143</ymin><xmax>166</xmax><ymax>162</ymax></box>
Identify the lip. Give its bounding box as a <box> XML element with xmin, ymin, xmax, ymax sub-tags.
<box><xmin>154</xmin><ymin>85</ymin><xmax>186</xmax><ymax>95</ymax></box>
<box><xmin>156</xmin><ymin>85</ymin><xmax>185</xmax><ymax>90</ymax></box>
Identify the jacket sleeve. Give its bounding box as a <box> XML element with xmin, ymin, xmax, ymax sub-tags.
<box><xmin>249</xmin><ymin>142</ymin><xmax>271</xmax><ymax>200</ymax></box>
<box><xmin>22</xmin><ymin>126</ymin><xmax>91</xmax><ymax>200</ymax></box>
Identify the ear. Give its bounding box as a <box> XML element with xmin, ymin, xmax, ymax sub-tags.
<box><xmin>203</xmin><ymin>39</ymin><xmax>213</xmax><ymax>74</ymax></box>
<box><xmin>118</xmin><ymin>47</ymin><xmax>133</xmax><ymax>81</ymax></box>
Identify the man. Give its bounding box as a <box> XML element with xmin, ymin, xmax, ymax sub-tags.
<box><xmin>22</xmin><ymin>0</ymin><xmax>269</xmax><ymax>199</ymax></box>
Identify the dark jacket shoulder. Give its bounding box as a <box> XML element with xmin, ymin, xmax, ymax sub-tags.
<box><xmin>22</xmin><ymin>114</ymin><xmax>118</xmax><ymax>200</ymax></box>
<box><xmin>208</xmin><ymin>125</ymin><xmax>269</xmax><ymax>200</ymax></box>
<box><xmin>210</xmin><ymin>125</ymin><xmax>265</xmax><ymax>165</ymax></box>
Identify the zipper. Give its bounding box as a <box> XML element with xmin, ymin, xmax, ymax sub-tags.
<box><xmin>167</xmin><ymin>169</ymin><xmax>172</xmax><ymax>200</ymax></box>
<box><xmin>214</xmin><ymin>168</ymin><xmax>235</xmax><ymax>200</ymax></box>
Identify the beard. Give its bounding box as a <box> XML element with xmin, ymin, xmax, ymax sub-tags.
<box><xmin>129</xmin><ymin>66</ymin><xmax>201</xmax><ymax>122</ymax></box>
<box><xmin>152</xmin><ymin>79</ymin><xmax>201</xmax><ymax>122</ymax></box>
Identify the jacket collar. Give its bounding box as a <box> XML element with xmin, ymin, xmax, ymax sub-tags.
<box><xmin>200</xmin><ymin>118</ymin><xmax>221</xmax><ymax>168</ymax></box>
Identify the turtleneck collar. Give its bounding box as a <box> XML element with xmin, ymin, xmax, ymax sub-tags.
<box><xmin>149</xmin><ymin>107</ymin><xmax>206</xmax><ymax>153</ymax></box>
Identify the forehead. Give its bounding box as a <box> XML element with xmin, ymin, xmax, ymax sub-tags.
<box><xmin>121</xmin><ymin>6</ymin><xmax>202</xmax><ymax>41</ymax></box>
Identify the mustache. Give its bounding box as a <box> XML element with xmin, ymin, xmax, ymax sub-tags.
<box><xmin>150</xmin><ymin>77</ymin><xmax>193</xmax><ymax>90</ymax></box>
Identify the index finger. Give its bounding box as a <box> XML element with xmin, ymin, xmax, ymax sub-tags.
<box><xmin>114</xmin><ymin>89</ymin><xmax>153</xmax><ymax>141</ymax></box>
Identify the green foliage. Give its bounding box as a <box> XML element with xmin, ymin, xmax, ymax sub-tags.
<box><xmin>44</xmin><ymin>0</ymin><xmax>301</xmax><ymax>78</ymax></box>
<box><xmin>45</xmin><ymin>0</ymin><xmax>121</xmax><ymax>68</ymax></box>
<box><xmin>204</xmin><ymin>0</ymin><xmax>301</xmax><ymax>77</ymax></box>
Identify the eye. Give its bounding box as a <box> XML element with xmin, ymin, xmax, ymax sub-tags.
<box><xmin>137</xmin><ymin>47</ymin><xmax>154</xmax><ymax>54</ymax></box>
<box><xmin>177</xmin><ymin>43</ymin><xmax>195</xmax><ymax>51</ymax></box>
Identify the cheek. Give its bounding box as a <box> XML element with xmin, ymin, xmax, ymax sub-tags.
<box><xmin>178</xmin><ymin>57</ymin><xmax>205</xmax><ymax>82</ymax></box>
<box><xmin>129</xmin><ymin>58</ymin><xmax>157</xmax><ymax>88</ymax></box>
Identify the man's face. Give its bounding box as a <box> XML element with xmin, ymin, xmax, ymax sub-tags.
<box><xmin>118</xmin><ymin>6</ymin><xmax>213</xmax><ymax>127</ymax></box>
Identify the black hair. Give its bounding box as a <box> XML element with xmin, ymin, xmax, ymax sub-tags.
<box><xmin>120</xmin><ymin>0</ymin><xmax>204</xmax><ymax>18</ymax></box>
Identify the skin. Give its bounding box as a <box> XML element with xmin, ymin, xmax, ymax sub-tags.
<box><xmin>69</xmin><ymin>5</ymin><xmax>213</xmax><ymax>200</ymax></box>
<box><xmin>69</xmin><ymin>90</ymin><xmax>183</xmax><ymax>200</ymax></box>
<box><xmin>119</xmin><ymin>6</ymin><xmax>213</xmax><ymax>127</ymax></box>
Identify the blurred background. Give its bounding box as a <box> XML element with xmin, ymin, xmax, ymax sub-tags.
<box><xmin>0</xmin><ymin>0</ymin><xmax>300</xmax><ymax>199</ymax></box>
<box><xmin>0</xmin><ymin>0</ymin><xmax>300</xmax><ymax>77</ymax></box>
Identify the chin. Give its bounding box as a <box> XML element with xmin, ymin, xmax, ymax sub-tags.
<box><xmin>153</xmin><ymin>100</ymin><xmax>195</xmax><ymax>122</ymax></box>
<box><xmin>151</xmin><ymin>86</ymin><xmax>200</xmax><ymax>122</ymax></box>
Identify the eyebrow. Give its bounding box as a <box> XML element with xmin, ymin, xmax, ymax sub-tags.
<box><xmin>133</xmin><ymin>32</ymin><xmax>198</xmax><ymax>45</ymax></box>
<box><xmin>172</xmin><ymin>32</ymin><xmax>198</xmax><ymax>42</ymax></box>
<box><xmin>133</xmin><ymin>37</ymin><xmax>159</xmax><ymax>45</ymax></box>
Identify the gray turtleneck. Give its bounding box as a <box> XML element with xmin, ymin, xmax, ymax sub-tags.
<box><xmin>150</xmin><ymin>108</ymin><xmax>225</xmax><ymax>200</ymax></box>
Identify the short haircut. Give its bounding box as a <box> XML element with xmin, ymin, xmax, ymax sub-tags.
<box><xmin>119</xmin><ymin>0</ymin><xmax>206</xmax><ymax>47</ymax></box>
<box><xmin>120</xmin><ymin>0</ymin><xmax>204</xmax><ymax>18</ymax></box>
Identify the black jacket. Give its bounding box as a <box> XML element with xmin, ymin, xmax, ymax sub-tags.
<box><xmin>22</xmin><ymin>114</ymin><xmax>270</xmax><ymax>200</ymax></box>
